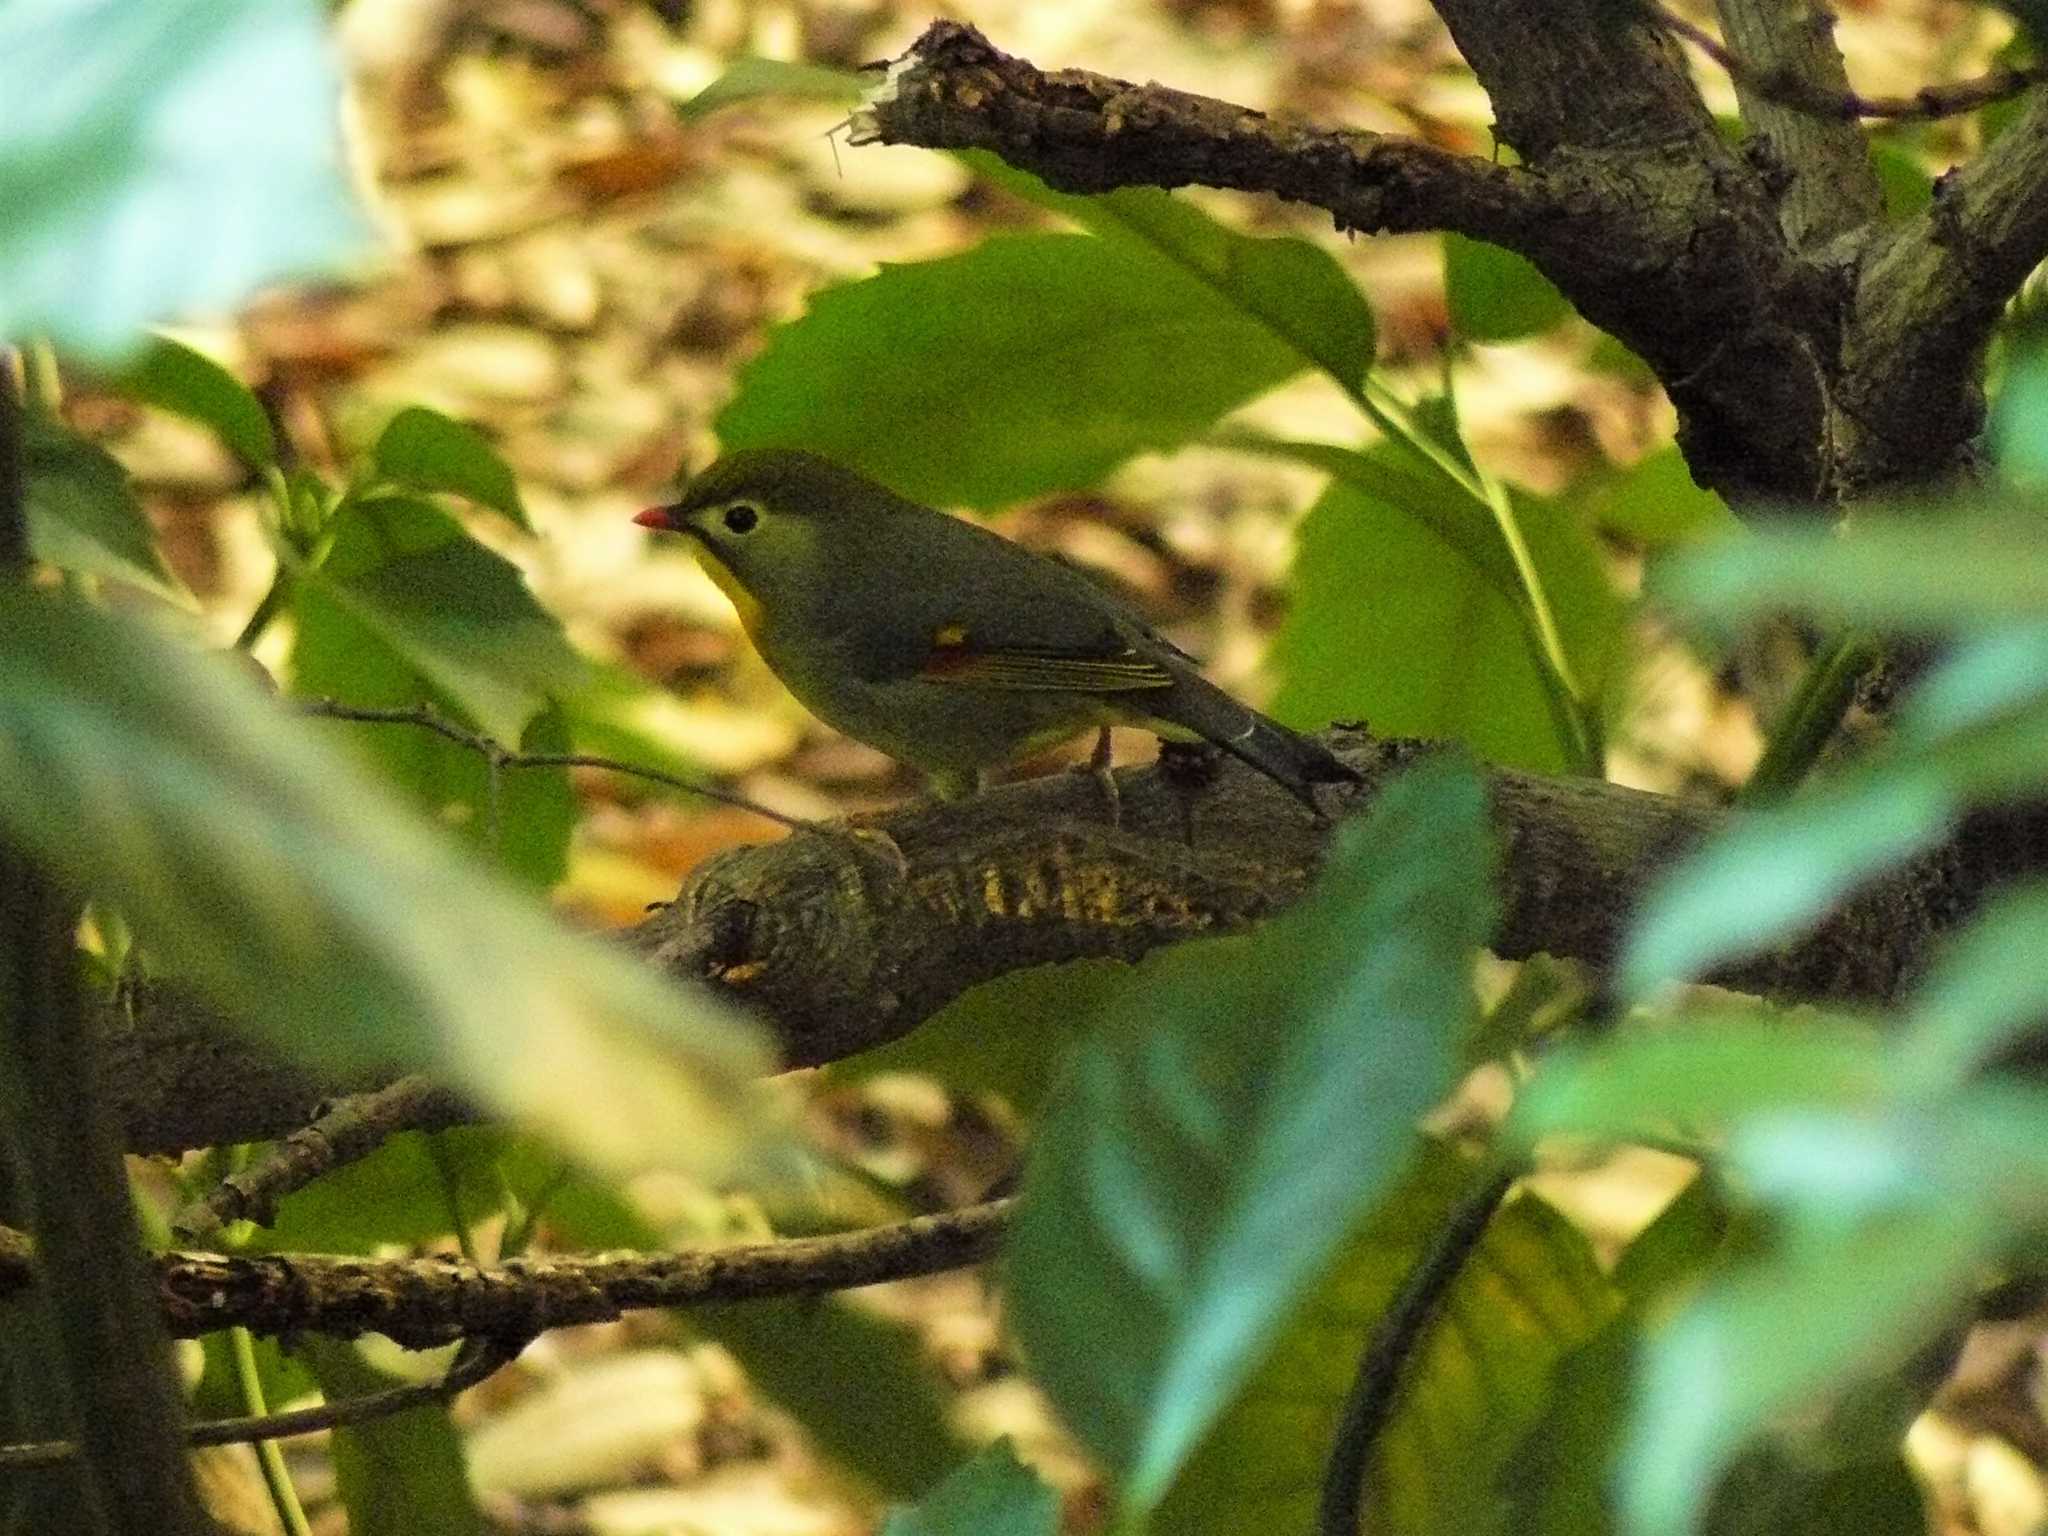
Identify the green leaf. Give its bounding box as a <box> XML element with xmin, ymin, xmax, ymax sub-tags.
<box><xmin>0</xmin><ymin>0</ymin><xmax>367</xmax><ymax>357</ymax></box>
<box><xmin>244</xmin><ymin>1127</ymin><xmax>516</xmax><ymax>1255</ymax></box>
<box><xmin>1894</xmin><ymin>881</ymin><xmax>2048</xmax><ymax>1092</ymax></box>
<box><xmin>1655</xmin><ymin>506</ymin><xmax>2048</xmax><ymax>631</ymax></box>
<box><xmin>828</xmin><ymin>958</ymin><xmax>1131</xmax><ymax>1115</ymax></box>
<box><xmin>0</xmin><ymin>589</ymin><xmax>775</xmax><ymax>1176</ymax></box>
<box><xmin>1507</xmin><ymin>1019</ymin><xmax>1888</xmax><ymax>1153</ymax></box>
<box><xmin>1008</xmin><ymin>756</ymin><xmax>1498</xmax><ymax>1508</ymax></box>
<box><xmin>969</xmin><ymin>155</ymin><xmax>1377</xmax><ymax>403</ymax></box>
<box><xmin>305</xmin><ymin>495</ymin><xmax>589</xmax><ymax>745</ymax></box>
<box><xmin>1870</xmin><ymin>142</ymin><xmax>1935</xmax><ymax>220</ymax></box>
<box><xmin>1159</xmin><ymin>1142</ymin><xmax>1622</xmax><ymax>1536</ymax></box>
<box><xmin>1590</xmin><ymin>447</ymin><xmax>1739</xmax><ymax>547</ymax></box>
<box><xmin>372</xmin><ymin>406</ymin><xmax>529</xmax><ymax>530</ymax></box>
<box><xmin>679</xmin><ymin>56</ymin><xmax>869</xmax><ymax>119</ymax></box>
<box><xmin>1270</xmin><ymin>467</ymin><xmax>1624</xmax><ymax>772</ymax></box>
<box><xmin>293</xmin><ymin>564</ymin><xmax>574</xmax><ymax>888</ymax></box>
<box><xmin>303</xmin><ymin>1338</ymin><xmax>486</xmax><ymax>1536</ymax></box>
<box><xmin>1443</xmin><ymin>233</ymin><xmax>1572</xmax><ymax>342</ymax></box>
<box><xmin>878</xmin><ymin>1441</ymin><xmax>1060</xmax><ymax>1536</ymax></box>
<box><xmin>22</xmin><ymin>408</ymin><xmax>189</xmax><ymax>603</ymax></box>
<box><xmin>1622</xmin><ymin>769</ymin><xmax>1958</xmax><ymax>995</ymax></box>
<box><xmin>717</xmin><ymin>232</ymin><xmax>1319</xmax><ymax>507</ymax></box>
<box><xmin>112</xmin><ymin>334</ymin><xmax>276</xmax><ymax>468</ymax></box>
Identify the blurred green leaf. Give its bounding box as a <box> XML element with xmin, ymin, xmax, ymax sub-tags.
<box><xmin>190</xmin><ymin>1330</ymin><xmax>316</xmax><ymax>1421</ymax></box>
<box><xmin>1623</xmin><ymin>770</ymin><xmax>1958</xmax><ymax>996</ymax></box>
<box><xmin>828</xmin><ymin>957</ymin><xmax>1130</xmax><ymax>1115</ymax></box>
<box><xmin>1612</xmin><ymin>1173</ymin><xmax>1731</xmax><ymax>1305</ymax></box>
<box><xmin>878</xmin><ymin>1440</ymin><xmax>1060</xmax><ymax>1536</ymax></box>
<box><xmin>0</xmin><ymin>589</ymin><xmax>775</xmax><ymax>1175</ymax></box>
<box><xmin>372</xmin><ymin>406</ymin><xmax>529</xmax><ymax>530</ymax></box>
<box><xmin>1870</xmin><ymin>143</ymin><xmax>1935</xmax><ymax>220</ymax></box>
<box><xmin>112</xmin><ymin>334</ymin><xmax>276</xmax><ymax>468</ymax></box>
<box><xmin>1270</xmin><ymin>468</ymin><xmax>1624</xmax><ymax>772</ymax></box>
<box><xmin>0</xmin><ymin>0</ymin><xmax>366</xmax><ymax>357</ymax></box>
<box><xmin>1160</xmin><ymin>1142</ymin><xmax>1621</xmax><ymax>1536</ymax></box>
<box><xmin>1507</xmin><ymin>1019</ymin><xmax>1888</xmax><ymax>1153</ymax></box>
<box><xmin>1655</xmin><ymin>507</ymin><xmax>2048</xmax><ymax>631</ymax></box>
<box><xmin>304</xmin><ymin>1338</ymin><xmax>485</xmax><ymax>1536</ymax></box>
<box><xmin>1590</xmin><ymin>447</ymin><xmax>1739</xmax><ymax>547</ymax></box>
<box><xmin>1894</xmin><ymin>881</ymin><xmax>2048</xmax><ymax>1092</ymax></box>
<box><xmin>305</xmin><ymin>494</ymin><xmax>589</xmax><ymax>745</ymax></box>
<box><xmin>22</xmin><ymin>408</ymin><xmax>189</xmax><ymax>603</ymax></box>
<box><xmin>1443</xmin><ymin>232</ymin><xmax>1572</xmax><ymax>342</ymax></box>
<box><xmin>717</xmin><ymin>233</ymin><xmax>1320</xmax><ymax>507</ymax></box>
<box><xmin>969</xmin><ymin>155</ymin><xmax>1377</xmax><ymax>402</ymax></box>
<box><xmin>679</xmin><ymin>55</ymin><xmax>868</xmax><ymax>120</ymax></box>
<box><xmin>293</xmin><ymin>554</ymin><xmax>575</xmax><ymax>888</ymax></box>
<box><xmin>1902</xmin><ymin>623</ymin><xmax>2048</xmax><ymax>741</ymax></box>
<box><xmin>1009</xmin><ymin>757</ymin><xmax>1497</xmax><ymax>1509</ymax></box>
<box><xmin>243</xmin><ymin>1127</ymin><xmax>515</xmax><ymax>1255</ymax></box>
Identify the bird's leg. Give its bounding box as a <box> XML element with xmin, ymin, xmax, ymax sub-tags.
<box><xmin>1076</xmin><ymin>726</ymin><xmax>1120</xmax><ymax>827</ymax></box>
<box><xmin>1156</xmin><ymin>739</ymin><xmax>1222</xmax><ymax>847</ymax></box>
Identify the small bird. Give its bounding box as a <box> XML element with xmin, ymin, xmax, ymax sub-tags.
<box><xmin>634</xmin><ymin>449</ymin><xmax>1359</xmax><ymax>814</ymax></box>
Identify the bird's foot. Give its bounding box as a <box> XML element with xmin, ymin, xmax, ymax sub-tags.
<box><xmin>1156</xmin><ymin>739</ymin><xmax>1222</xmax><ymax>846</ymax></box>
<box><xmin>1073</xmin><ymin>727</ymin><xmax>1122</xmax><ymax>828</ymax></box>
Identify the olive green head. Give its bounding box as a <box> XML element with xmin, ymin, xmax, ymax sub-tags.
<box><xmin>634</xmin><ymin>449</ymin><xmax>912</xmax><ymax>612</ymax></box>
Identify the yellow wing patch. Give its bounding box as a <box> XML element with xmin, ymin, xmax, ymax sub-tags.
<box><xmin>919</xmin><ymin>632</ymin><xmax>1176</xmax><ymax>692</ymax></box>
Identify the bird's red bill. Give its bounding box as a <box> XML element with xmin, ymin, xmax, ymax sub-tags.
<box><xmin>633</xmin><ymin>505</ymin><xmax>672</xmax><ymax>529</ymax></box>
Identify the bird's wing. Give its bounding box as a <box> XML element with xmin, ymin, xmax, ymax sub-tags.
<box><xmin>914</xmin><ymin>618</ymin><xmax>1177</xmax><ymax>693</ymax></box>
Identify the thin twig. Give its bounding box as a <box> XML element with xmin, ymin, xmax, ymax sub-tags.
<box><xmin>0</xmin><ymin>1198</ymin><xmax>1014</xmax><ymax>1346</ymax></box>
<box><xmin>0</xmin><ymin>1334</ymin><xmax>525</xmax><ymax>1469</ymax></box>
<box><xmin>295</xmin><ymin>697</ymin><xmax>817</xmax><ymax>836</ymax></box>
<box><xmin>172</xmin><ymin>1075</ymin><xmax>472</xmax><ymax>1240</ymax></box>
<box><xmin>1317</xmin><ymin>1169</ymin><xmax>1517</xmax><ymax>1536</ymax></box>
<box><xmin>1654</xmin><ymin>4</ymin><xmax>2048</xmax><ymax>121</ymax></box>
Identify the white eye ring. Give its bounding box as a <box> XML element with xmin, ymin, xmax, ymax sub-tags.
<box><xmin>721</xmin><ymin>502</ymin><xmax>761</xmax><ymax>535</ymax></box>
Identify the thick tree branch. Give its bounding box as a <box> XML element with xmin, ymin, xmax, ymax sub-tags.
<box><xmin>854</xmin><ymin>19</ymin><xmax>1554</xmax><ymax>246</ymax></box>
<box><xmin>1842</xmin><ymin>84</ymin><xmax>2048</xmax><ymax>491</ymax></box>
<box><xmin>1712</xmin><ymin>0</ymin><xmax>1883</xmax><ymax>249</ymax></box>
<box><xmin>0</xmin><ymin>1201</ymin><xmax>1011</xmax><ymax>1347</ymax></box>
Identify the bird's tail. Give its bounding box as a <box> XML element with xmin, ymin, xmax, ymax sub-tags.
<box><xmin>1139</xmin><ymin>674</ymin><xmax>1361</xmax><ymax>814</ymax></box>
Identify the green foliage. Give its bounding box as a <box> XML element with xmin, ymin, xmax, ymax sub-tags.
<box><xmin>0</xmin><ymin>589</ymin><xmax>774</xmax><ymax>1176</ymax></box>
<box><xmin>0</xmin><ymin>0</ymin><xmax>364</xmax><ymax>356</ymax></box>
<box><xmin>112</xmin><ymin>335</ymin><xmax>277</xmax><ymax>468</ymax></box>
<box><xmin>719</xmin><ymin>232</ymin><xmax>1322</xmax><ymax>506</ymax></box>
<box><xmin>372</xmin><ymin>406</ymin><xmax>530</xmax><ymax>530</ymax></box>
<box><xmin>1589</xmin><ymin>447</ymin><xmax>1738</xmax><ymax>547</ymax></box>
<box><xmin>1270</xmin><ymin>452</ymin><xmax>1623</xmax><ymax>772</ymax></box>
<box><xmin>1443</xmin><ymin>233</ymin><xmax>1572</xmax><ymax>343</ymax></box>
<box><xmin>21</xmin><ymin>407</ymin><xmax>189</xmax><ymax>603</ymax></box>
<box><xmin>1159</xmin><ymin>1141</ymin><xmax>1622</xmax><ymax>1536</ymax></box>
<box><xmin>304</xmin><ymin>1338</ymin><xmax>487</xmax><ymax>1536</ymax></box>
<box><xmin>1007</xmin><ymin>757</ymin><xmax>1497</xmax><ymax>1512</ymax></box>
<box><xmin>679</xmin><ymin>56</ymin><xmax>870</xmax><ymax>119</ymax></box>
<box><xmin>878</xmin><ymin>1440</ymin><xmax>1061</xmax><ymax>1536</ymax></box>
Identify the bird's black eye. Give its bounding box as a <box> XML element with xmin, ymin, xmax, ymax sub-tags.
<box><xmin>721</xmin><ymin>502</ymin><xmax>761</xmax><ymax>535</ymax></box>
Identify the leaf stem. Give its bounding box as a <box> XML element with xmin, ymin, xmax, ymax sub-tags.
<box><xmin>230</xmin><ymin>1326</ymin><xmax>314</xmax><ymax>1536</ymax></box>
<box><xmin>1739</xmin><ymin>631</ymin><xmax>1883</xmax><ymax>805</ymax></box>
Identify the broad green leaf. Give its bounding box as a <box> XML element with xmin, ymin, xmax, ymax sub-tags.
<box><xmin>1870</xmin><ymin>143</ymin><xmax>1935</xmax><ymax>219</ymax></box>
<box><xmin>1655</xmin><ymin>507</ymin><xmax>2048</xmax><ymax>631</ymax></box>
<box><xmin>1622</xmin><ymin>1171</ymin><xmax>1992</xmax><ymax>1536</ymax></box>
<box><xmin>0</xmin><ymin>0</ymin><xmax>366</xmax><ymax>357</ymax></box>
<box><xmin>680</xmin><ymin>56</ymin><xmax>869</xmax><ymax>119</ymax></box>
<box><xmin>304</xmin><ymin>1338</ymin><xmax>486</xmax><ymax>1536</ymax></box>
<box><xmin>1507</xmin><ymin>1020</ymin><xmax>1888</xmax><ymax>1152</ymax></box>
<box><xmin>245</xmin><ymin>1127</ymin><xmax>517</xmax><ymax>1255</ymax></box>
<box><xmin>827</xmin><ymin>957</ymin><xmax>1132</xmax><ymax>1116</ymax></box>
<box><xmin>1622</xmin><ymin>769</ymin><xmax>1957</xmax><ymax>995</ymax></box>
<box><xmin>717</xmin><ymin>233</ymin><xmax>1317</xmax><ymax>507</ymax></box>
<box><xmin>1008</xmin><ymin>756</ymin><xmax>1498</xmax><ymax>1508</ymax></box>
<box><xmin>22</xmin><ymin>408</ymin><xmax>188</xmax><ymax>603</ymax></box>
<box><xmin>0</xmin><ymin>589</ymin><xmax>774</xmax><ymax>1176</ymax></box>
<box><xmin>1443</xmin><ymin>233</ymin><xmax>1572</xmax><ymax>342</ymax></box>
<box><xmin>1160</xmin><ymin>1143</ymin><xmax>1622</xmax><ymax>1536</ymax></box>
<box><xmin>293</xmin><ymin>561</ymin><xmax>574</xmax><ymax>888</ymax></box>
<box><xmin>372</xmin><ymin>406</ymin><xmax>529</xmax><ymax>529</ymax></box>
<box><xmin>1894</xmin><ymin>881</ymin><xmax>2048</xmax><ymax>1092</ymax></box>
<box><xmin>1270</xmin><ymin>469</ymin><xmax>1624</xmax><ymax>772</ymax></box>
<box><xmin>305</xmin><ymin>494</ymin><xmax>589</xmax><ymax>745</ymax></box>
<box><xmin>878</xmin><ymin>1441</ymin><xmax>1060</xmax><ymax>1536</ymax></box>
<box><xmin>1899</xmin><ymin>622</ymin><xmax>2048</xmax><ymax>741</ymax></box>
<box><xmin>969</xmin><ymin>155</ymin><xmax>1377</xmax><ymax>402</ymax></box>
<box><xmin>112</xmin><ymin>333</ymin><xmax>275</xmax><ymax>468</ymax></box>
<box><xmin>1590</xmin><ymin>447</ymin><xmax>1739</xmax><ymax>547</ymax></box>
